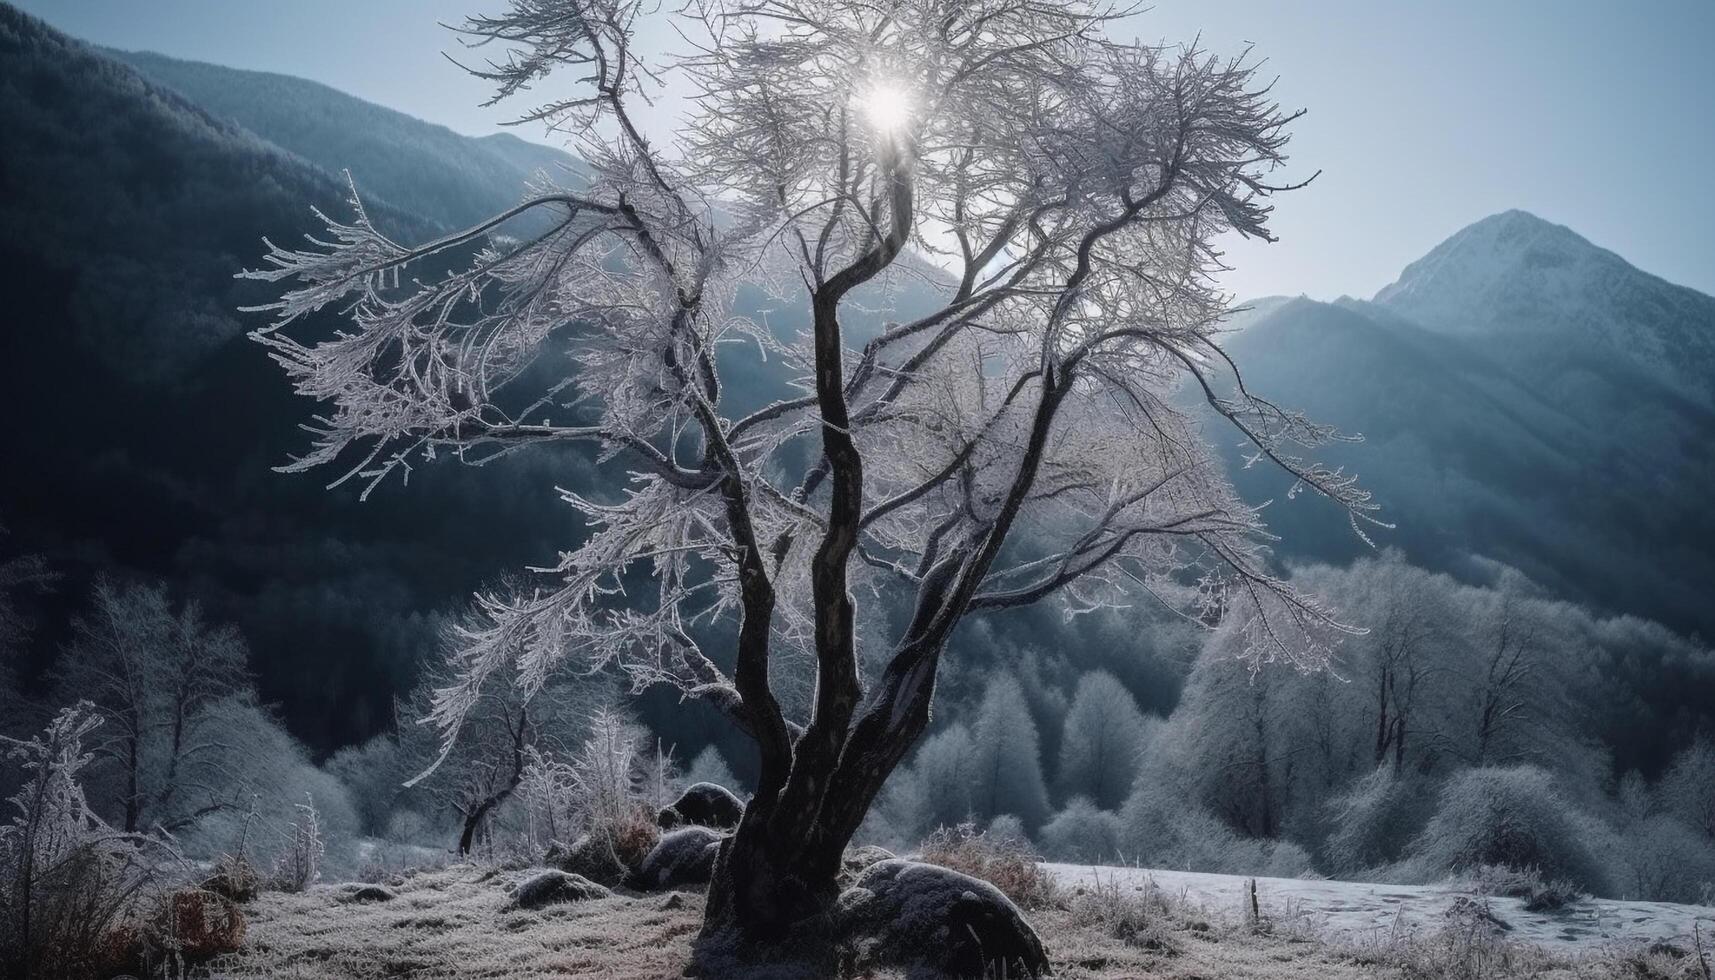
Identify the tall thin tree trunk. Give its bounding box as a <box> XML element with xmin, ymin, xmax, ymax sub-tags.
<box><xmin>124</xmin><ymin>732</ymin><xmax>140</xmax><ymax>833</ymax></box>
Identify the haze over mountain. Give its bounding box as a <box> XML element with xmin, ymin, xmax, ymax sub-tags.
<box><xmin>1</xmin><ymin>6</ymin><xmax>1709</xmax><ymax>763</ymax></box>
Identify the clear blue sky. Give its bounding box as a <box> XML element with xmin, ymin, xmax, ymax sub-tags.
<box><xmin>19</xmin><ymin>0</ymin><xmax>1715</xmax><ymax>301</ymax></box>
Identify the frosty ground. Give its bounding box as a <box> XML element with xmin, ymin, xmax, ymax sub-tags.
<box><xmin>209</xmin><ymin>860</ymin><xmax>1713</xmax><ymax>979</ymax></box>
<box><xmin>1046</xmin><ymin>864</ymin><xmax>1715</xmax><ymax>953</ymax></box>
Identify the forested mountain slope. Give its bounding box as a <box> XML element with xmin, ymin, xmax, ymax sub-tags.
<box><xmin>0</xmin><ymin>6</ymin><xmax>591</xmax><ymax>747</ymax></box>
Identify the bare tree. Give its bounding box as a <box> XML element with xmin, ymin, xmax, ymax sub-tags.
<box><xmin>398</xmin><ymin>646</ymin><xmax>609</xmax><ymax>855</ymax></box>
<box><xmin>56</xmin><ymin>580</ymin><xmax>250</xmax><ymax>834</ymax></box>
<box><xmin>246</xmin><ymin>0</ymin><xmax>1371</xmax><ymax>965</ymax></box>
<box><xmin>1469</xmin><ymin>591</ymin><xmax>1538</xmax><ymax>767</ymax></box>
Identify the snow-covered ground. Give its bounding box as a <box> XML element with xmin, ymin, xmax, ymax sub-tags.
<box><xmin>1044</xmin><ymin>863</ymin><xmax>1715</xmax><ymax>954</ymax></box>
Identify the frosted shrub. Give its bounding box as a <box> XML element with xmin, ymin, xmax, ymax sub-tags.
<box><xmin>517</xmin><ymin>748</ymin><xmax>580</xmax><ymax>857</ymax></box>
<box><xmin>919</xmin><ymin>822</ymin><xmax>1056</xmax><ymax>909</ymax></box>
<box><xmin>1119</xmin><ymin>789</ymin><xmax>1311</xmax><ymax>877</ymax></box>
<box><xmin>1040</xmin><ymin>797</ymin><xmax>1123</xmax><ymax>864</ymax></box>
<box><xmin>1622</xmin><ymin>814</ymin><xmax>1715</xmax><ymax>904</ymax></box>
<box><xmin>572</xmin><ymin>709</ymin><xmax>644</xmax><ymax>834</ymax></box>
<box><xmin>1406</xmin><ymin>766</ymin><xmax>1613</xmax><ymax>894</ymax></box>
<box><xmin>271</xmin><ymin>794</ymin><xmax>324</xmax><ymax>893</ymax></box>
<box><xmin>640</xmin><ymin>741</ymin><xmax>680</xmax><ymax>812</ymax></box>
<box><xmin>0</xmin><ymin>705</ymin><xmax>166</xmax><ymax>979</ymax></box>
<box><xmin>1262</xmin><ymin>841</ymin><xmax>1314</xmax><ymax>879</ymax></box>
<box><xmin>1321</xmin><ymin>766</ymin><xmax>1435</xmax><ymax>875</ymax></box>
<box><xmin>533</xmin><ymin>710</ymin><xmax>659</xmax><ymax>877</ymax></box>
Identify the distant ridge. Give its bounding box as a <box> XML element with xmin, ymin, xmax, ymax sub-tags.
<box><xmin>110</xmin><ymin>48</ymin><xmax>588</xmax><ymax>236</ymax></box>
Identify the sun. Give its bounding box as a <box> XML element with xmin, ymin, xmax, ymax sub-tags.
<box><xmin>858</xmin><ymin>82</ymin><xmax>912</xmax><ymax>133</ymax></box>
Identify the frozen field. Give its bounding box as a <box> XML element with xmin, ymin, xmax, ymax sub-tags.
<box><xmin>1045</xmin><ymin>863</ymin><xmax>1715</xmax><ymax>953</ymax></box>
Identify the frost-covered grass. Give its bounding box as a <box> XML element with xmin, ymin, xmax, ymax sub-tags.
<box><xmin>209</xmin><ymin>859</ymin><xmax>1715</xmax><ymax>979</ymax></box>
<box><xmin>212</xmin><ymin>863</ymin><xmax>700</xmax><ymax>979</ymax></box>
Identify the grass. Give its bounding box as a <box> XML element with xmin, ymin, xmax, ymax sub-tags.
<box><xmin>210</xmin><ymin>862</ymin><xmax>1715</xmax><ymax>979</ymax></box>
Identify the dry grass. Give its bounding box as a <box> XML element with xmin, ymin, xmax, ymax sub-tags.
<box><xmin>209</xmin><ymin>861</ymin><xmax>1715</xmax><ymax>980</ymax></box>
<box><xmin>917</xmin><ymin>823</ymin><xmax>1058</xmax><ymax>909</ymax></box>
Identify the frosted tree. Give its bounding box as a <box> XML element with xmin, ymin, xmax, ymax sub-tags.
<box><xmin>1056</xmin><ymin>670</ymin><xmax>1148</xmax><ymax>810</ymax></box>
<box><xmin>245</xmin><ymin>0</ymin><xmax>1370</xmax><ymax>965</ymax></box>
<box><xmin>969</xmin><ymin>673</ymin><xmax>1051</xmax><ymax>831</ymax></box>
<box><xmin>55</xmin><ymin>580</ymin><xmax>251</xmax><ymax>834</ymax></box>
<box><xmin>908</xmin><ymin>722</ymin><xmax>976</xmax><ymax>834</ymax></box>
<box><xmin>0</xmin><ymin>526</ymin><xmax>54</xmax><ymax>738</ymax></box>
<box><xmin>1660</xmin><ymin>737</ymin><xmax>1715</xmax><ymax>841</ymax></box>
<box><xmin>397</xmin><ymin>651</ymin><xmax>606</xmax><ymax>855</ymax></box>
<box><xmin>685</xmin><ymin>745</ymin><xmax>739</xmax><ymax>792</ymax></box>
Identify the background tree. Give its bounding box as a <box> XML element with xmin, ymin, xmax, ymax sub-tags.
<box><xmin>55</xmin><ymin>579</ymin><xmax>250</xmax><ymax>834</ymax></box>
<box><xmin>1056</xmin><ymin>670</ymin><xmax>1148</xmax><ymax>810</ymax></box>
<box><xmin>684</xmin><ymin>745</ymin><xmax>739</xmax><ymax>791</ymax></box>
<box><xmin>1660</xmin><ymin>737</ymin><xmax>1715</xmax><ymax>842</ymax></box>
<box><xmin>399</xmin><ymin>653</ymin><xmax>608</xmax><ymax>856</ymax></box>
<box><xmin>0</xmin><ymin>525</ymin><xmax>55</xmax><ymax>741</ymax></box>
<box><xmin>969</xmin><ymin>673</ymin><xmax>1051</xmax><ymax>831</ymax></box>
<box><xmin>247</xmin><ymin>0</ymin><xmax>1369</xmax><ymax>967</ymax></box>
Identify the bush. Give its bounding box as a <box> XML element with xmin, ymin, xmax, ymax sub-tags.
<box><xmin>1040</xmin><ymin>797</ymin><xmax>1123</xmax><ymax>864</ymax></box>
<box><xmin>1321</xmin><ymin>766</ymin><xmax>1435</xmax><ymax>875</ymax></box>
<box><xmin>1466</xmin><ymin>864</ymin><xmax>1586</xmax><ymax>911</ymax></box>
<box><xmin>0</xmin><ymin>705</ymin><xmax>169</xmax><ymax>980</ymax></box>
<box><xmin>1622</xmin><ymin>814</ymin><xmax>1715</xmax><ymax>904</ymax></box>
<box><xmin>270</xmin><ymin>795</ymin><xmax>324</xmax><ymax>893</ymax></box>
<box><xmin>1262</xmin><ymin>841</ymin><xmax>1315</xmax><ymax>879</ymax></box>
<box><xmin>918</xmin><ymin>822</ymin><xmax>1056</xmax><ymax>909</ymax></box>
<box><xmin>1119</xmin><ymin>790</ymin><xmax>1311</xmax><ymax>877</ymax></box>
<box><xmin>1405</xmin><ymin>766</ymin><xmax>1614</xmax><ymax>895</ymax></box>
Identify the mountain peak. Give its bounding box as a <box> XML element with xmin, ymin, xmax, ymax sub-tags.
<box><xmin>1374</xmin><ymin>210</ymin><xmax>1715</xmax><ymax>407</ymax></box>
<box><xmin>1374</xmin><ymin>210</ymin><xmax>1603</xmax><ymax>313</ymax></box>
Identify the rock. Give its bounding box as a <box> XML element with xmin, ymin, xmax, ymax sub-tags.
<box><xmin>507</xmin><ymin>870</ymin><xmax>612</xmax><ymax>910</ymax></box>
<box><xmin>838</xmin><ymin>859</ymin><xmax>1050</xmax><ymax>979</ymax></box>
<box><xmin>340</xmin><ymin>884</ymin><xmax>396</xmax><ymax>903</ymax></box>
<box><xmin>659</xmin><ymin>891</ymin><xmax>687</xmax><ymax>911</ymax></box>
<box><xmin>657</xmin><ymin>782</ymin><xmax>745</xmax><ymax>830</ymax></box>
<box><xmin>545</xmin><ymin>834</ymin><xmax>631</xmax><ymax>887</ymax></box>
<box><xmin>629</xmin><ymin>826</ymin><xmax>723</xmax><ymax>890</ymax></box>
<box><xmin>839</xmin><ymin>844</ymin><xmax>897</xmax><ymax>886</ymax></box>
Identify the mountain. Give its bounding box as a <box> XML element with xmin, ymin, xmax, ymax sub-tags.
<box><xmin>1375</xmin><ymin>210</ymin><xmax>1715</xmax><ymax>411</ymax></box>
<box><xmin>0</xmin><ymin>6</ymin><xmax>591</xmax><ymax>748</ymax></box>
<box><xmin>1220</xmin><ymin>214</ymin><xmax>1715</xmax><ymax>640</ymax></box>
<box><xmin>109</xmin><ymin>49</ymin><xmax>588</xmax><ymax>236</ymax></box>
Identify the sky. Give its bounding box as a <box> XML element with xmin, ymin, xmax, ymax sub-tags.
<box><xmin>19</xmin><ymin>0</ymin><xmax>1715</xmax><ymax>301</ymax></box>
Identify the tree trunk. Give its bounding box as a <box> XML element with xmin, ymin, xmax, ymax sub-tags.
<box><xmin>696</xmin><ymin>642</ymin><xmax>944</xmax><ymax>976</ymax></box>
<box><xmin>697</xmin><ymin>792</ymin><xmax>848</xmax><ymax>976</ymax></box>
<box><xmin>457</xmin><ymin>802</ymin><xmax>493</xmax><ymax>857</ymax></box>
